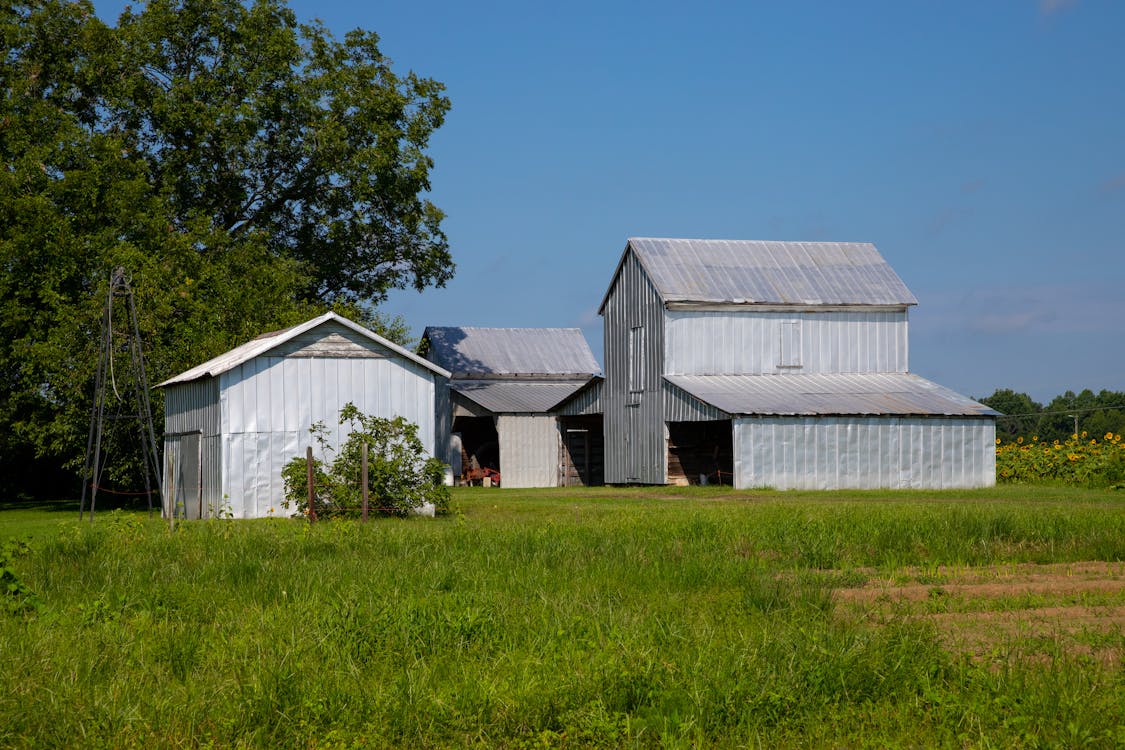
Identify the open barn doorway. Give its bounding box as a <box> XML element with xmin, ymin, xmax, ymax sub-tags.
<box><xmin>558</xmin><ymin>415</ymin><xmax>604</xmax><ymax>486</ymax></box>
<box><xmin>453</xmin><ymin>415</ymin><xmax>500</xmax><ymax>485</ymax></box>
<box><xmin>667</xmin><ymin>420</ymin><xmax>733</xmax><ymax>486</ymax></box>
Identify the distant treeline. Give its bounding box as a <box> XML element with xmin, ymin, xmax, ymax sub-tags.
<box><xmin>979</xmin><ymin>389</ymin><xmax>1125</xmax><ymax>443</ymax></box>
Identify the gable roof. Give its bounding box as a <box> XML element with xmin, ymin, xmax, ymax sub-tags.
<box><xmin>422</xmin><ymin>326</ymin><xmax>601</xmax><ymax>378</ymax></box>
<box><xmin>599</xmin><ymin>238</ymin><xmax>918</xmax><ymax>311</ymax></box>
<box><xmin>665</xmin><ymin>373</ymin><xmax>997</xmax><ymax>418</ymax></box>
<box><xmin>158</xmin><ymin>312</ymin><xmax>450</xmax><ymax>387</ymax></box>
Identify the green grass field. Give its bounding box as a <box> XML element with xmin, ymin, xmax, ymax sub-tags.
<box><xmin>2</xmin><ymin>486</ymin><xmax>1124</xmax><ymax>748</ymax></box>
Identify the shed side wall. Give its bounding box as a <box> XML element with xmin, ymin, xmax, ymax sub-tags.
<box><xmin>666</xmin><ymin>310</ymin><xmax>909</xmax><ymax>375</ymax></box>
<box><xmin>162</xmin><ymin>378</ymin><xmax>222</xmax><ymax>517</ymax></box>
<box><xmin>497</xmin><ymin>414</ymin><xmax>560</xmax><ymax>488</ymax></box>
<box><xmin>732</xmin><ymin>416</ymin><xmax>996</xmax><ymax>490</ymax></box>
<box><xmin>603</xmin><ymin>250</ymin><xmax>666</xmax><ymax>484</ymax></box>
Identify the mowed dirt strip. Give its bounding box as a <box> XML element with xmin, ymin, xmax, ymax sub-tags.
<box><xmin>834</xmin><ymin>562</ymin><xmax>1125</xmax><ymax>666</ymax></box>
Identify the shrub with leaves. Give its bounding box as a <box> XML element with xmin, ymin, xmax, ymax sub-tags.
<box><xmin>282</xmin><ymin>403</ymin><xmax>449</xmax><ymax>518</ymax></box>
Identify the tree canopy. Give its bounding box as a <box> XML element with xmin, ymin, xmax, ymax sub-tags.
<box><xmin>0</xmin><ymin>0</ymin><xmax>452</xmax><ymax>496</ymax></box>
<box><xmin>980</xmin><ymin>388</ymin><xmax>1125</xmax><ymax>444</ymax></box>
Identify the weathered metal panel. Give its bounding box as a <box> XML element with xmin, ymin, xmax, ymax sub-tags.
<box><xmin>663</xmin><ymin>379</ymin><xmax>728</xmax><ymax>422</ymax></box>
<box><xmin>665</xmin><ymin>310</ymin><xmax>909</xmax><ymax>375</ymax></box>
<box><xmin>268</xmin><ymin>319</ymin><xmax>392</xmax><ymax>359</ymax></box>
<box><xmin>163</xmin><ymin>377</ymin><xmax>220</xmax><ymax>436</ymax></box>
<box><xmin>423</xmin><ymin>327</ymin><xmax>600</xmax><ymax>377</ymax></box>
<box><xmin>732</xmin><ymin>416</ymin><xmax>996</xmax><ymax>490</ymax></box>
<box><xmin>603</xmin><ymin>248</ymin><xmax>666</xmax><ymax>483</ymax></box>
<box><xmin>497</xmin><ymin>414</ymin><xmax>559</xmax><ymax>488</ymax></box>
<box><xmin>218</xmin><ymin>354</ymin><xmax>439</xmax><ymax>519</ymax></box>
<box><xmin>434</xmin><ymin>374</ymin><xmax>451</xmax><ymax>463</ymax></box>
<box><xmin>625</xmin><ymin>238</ymin><xmax>917</xmax><ymax>306</ymax></box>
<box><xmin>450</xmin><ymin>379</ymin><xmax>589</xmax><ymax>413</ymax></box>
<box><xmin>553</xmin><ymin>377</ymin><xmax>603</xmax><ymax>416</ymax></box>
<box><xmin>666</xmin><ymin>372</ymin><xmax>998</xmax><ymax>417</ymax></box>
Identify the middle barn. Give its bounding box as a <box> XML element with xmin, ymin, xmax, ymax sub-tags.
<box><xmin>422</xmin><ymin>327</ymin><xmax>603</xmax><ymax>487</ymax></box>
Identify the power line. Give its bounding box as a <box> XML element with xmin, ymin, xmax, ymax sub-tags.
<box><xmin>997</xmin><ymin>405</ymin><xmax>1123</xmax><ymax>418</ymax></box>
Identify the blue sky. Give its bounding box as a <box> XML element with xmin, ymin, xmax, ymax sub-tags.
<box><xmin>99</xmin><ymin>0</ymin><xmax>1125</xmax><ymax>403</ymax></box>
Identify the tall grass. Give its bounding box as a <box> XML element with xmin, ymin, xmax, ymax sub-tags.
<box><xmin>1</xmin><ymin>487</ymin><xmax>1123</xmax><ymax>747</ymax></box>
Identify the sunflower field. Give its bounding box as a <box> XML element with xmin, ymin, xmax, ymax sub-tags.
<box><xmin>996</xmin><ymin>431</ymin><xmax>1125</xmax><ymax>487</ymax></box>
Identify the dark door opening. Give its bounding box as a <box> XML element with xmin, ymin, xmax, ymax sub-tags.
<box><xmin>453</xmin><ymin>415</ymin><xmax>500</xmax><ymax>483</ymax></box>
<box><xmin>667</xmin><ymin>420</ymin><xmax>733</xmax><ymax>485</ymax></box>
<box><xmin>559</xmin><ymin>415</ymin><xmax>604</xmax><ymax>486</ymax></box>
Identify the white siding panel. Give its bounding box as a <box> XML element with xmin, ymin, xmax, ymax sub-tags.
<box><xmin>218</xmin><ymin>355</ymin><xmax>439</xmax><ymax>518</ymax></box>
<box><xmin>665</xmin><ymin>310</ymin><xmax>909</xmax><ymax>376</ymax></box>
<box><xmin>733</xmin><ymin>416</ymin><xmax>995</xmax><ymax>490</ymax></box>
<box><xmin>498</xmin><ymin>415</ymin><xmax>560</xmax><ymax>488</ymax></box>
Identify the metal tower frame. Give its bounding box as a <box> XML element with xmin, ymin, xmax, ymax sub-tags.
<box><xmin>79</xmin><ymin>267</ymin><xmax>163</xmax><ymax>521</ymax></box>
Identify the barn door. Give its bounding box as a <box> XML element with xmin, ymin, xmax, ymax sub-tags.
<box><xmin>166</xmin><ymin>433</ymin><xmax>202</xmax><ymax>520</ymax></box>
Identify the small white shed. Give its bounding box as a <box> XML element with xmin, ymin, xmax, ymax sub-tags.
<box><xmin>158</xmin><ymin>312</ymin><xmax>451</xmax><ymax>519</ymax></box>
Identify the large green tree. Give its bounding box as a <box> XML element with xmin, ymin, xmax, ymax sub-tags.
<box><xmin>0</xmin><ymin>0</ymin><xmax>452</xmax><ymax>496</ymax></box>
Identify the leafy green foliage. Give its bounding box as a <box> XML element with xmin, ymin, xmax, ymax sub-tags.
<box><xmin>0</xmin><ymin>0</ymin><xmax>451</xmax><ymax>495</ymax></box>
<box><xmin>981</xmin><ymin>388</ymin><xmax>1125</xmax><ymax>444</ymax></box>
<box><xmin>282</xmin><ymin>403</ymin><xmax>450</xmax><ymax>518</ymax></box>
<box><xmin>0</xmin><ymin>538</ymin><xmax>40</xmax><ymax>616</ymax></box>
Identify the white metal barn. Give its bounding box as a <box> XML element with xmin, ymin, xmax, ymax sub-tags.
<box><xmin>421</xmin><ymin>327</ymin><xmax>603</xmax><ymax>488</ymax></box>
<box><xmin>600</xmin><ymin>238</ymin><xmax>998</xmax><ymax>490</ymax></box>
<box><xmin>158</xmin><ymin>312</ymin><xmax>451</xmax><ymax>519</ymax></box>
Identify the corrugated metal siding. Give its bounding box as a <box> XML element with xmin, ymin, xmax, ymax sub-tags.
<box><xmin>603</xmin><ymin>249</ymin><xmax>666</xmax><ymax>483</ymax></box>
<box><xmin>435</xmin><ymin>375</ymin><xmax>451</xmax><ymax>463</ymax></box>
<box><xmin>424</xmin><ymin>327</ymin><xmax>600</xmax><ymax>376</ymax></box>
<box><xmin>665</xmin><ymin>310</ymin><xmax>909</xmax><ymax>375</ymax></box>
<box><xmin>732</xmin><ymin>416</ymin><xmax>996</xmax><ymax>490</ymax></box>
<box><xmin>219</xmin><ymin>355</ymin><xmax>438</xmax><ymax>519</ymax></box>
<box><xmin>554</xmin><ymin>378</ymin><xmax>603</xmax><ymax>416</ymax></box>
<box><xmin>497</xmin><ymin>414</ymin><xmax>560</xmax><ymax>487</ymax></box>
<box><xmin>666</xmin><ymin>372</ymin><xmax>997</xmax><ymax>417</ymax></box>
<box><xmin>663</xmin><ymin>379</ymin><xmax>729</xmax><ymax>422</ymax></box>
<box><xmin>627</xmin><ymin>238</ymin><xmax>918</xmax><ymax>306</ymax></box>
<box><xmin>163</xmin><ymin>377</ymin><xmax>220</xmax><ymax>436</ymax></box>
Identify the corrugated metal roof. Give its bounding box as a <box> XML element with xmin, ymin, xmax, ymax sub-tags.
<box><xmin>423</xmin><ymin>327</ymin><xmax>601</xmax><ymax>377</ymax></box>
<box><xmin>451</xmin><ymin>379</ymin><xmax>591</xmax><ymax>414</ymax></box>
<box><xmin>158</xmin><ymin>312</ymin><xmax>450</xmax><ymax>386</ymax></box>
<box><xmin>664</xmin><ymin>373</ymin><xmax>997</xmax><ymax>417</ymax></box>
<box><xmin>602</xmin><ymin>238</ymin><xmax>918</xmax><ymax>309</ymax></box>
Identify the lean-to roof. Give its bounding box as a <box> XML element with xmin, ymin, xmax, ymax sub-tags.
<box><xmin>423</xmin><ymin>326</ymin><xmax>600</xmax><ymax>378</ymax></box>
<box><xmin>665</xmin><ymin>372</ymin><xmax>997</xmax><ymax>417</ymax></box>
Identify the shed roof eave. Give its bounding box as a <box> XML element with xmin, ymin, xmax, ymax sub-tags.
<box><xmin>664</xmin><ymin>301</ymin><xmax>915</xmax><ymax>312</ymax></box>
<box><xmin>158</xmin><ymin>311</ymin><xmax>450</xmax><ymax>387</ymax></box>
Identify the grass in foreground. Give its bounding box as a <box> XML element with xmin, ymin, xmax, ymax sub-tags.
<box><xmin>1</xmin><ymin>486</ymin><xmax>1124</xmax><ymax>748</ymax></box>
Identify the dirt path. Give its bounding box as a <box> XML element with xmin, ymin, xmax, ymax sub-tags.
<box><xmin>833</xmin><ymin>561</ymin><xmax>1125</xmax><ymax>666</ymax></box>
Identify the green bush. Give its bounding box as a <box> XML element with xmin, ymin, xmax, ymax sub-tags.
<box><xmin>282</xmin><ymin>403</ymin><xmax>450</xmax><ymax>518</ymax></box>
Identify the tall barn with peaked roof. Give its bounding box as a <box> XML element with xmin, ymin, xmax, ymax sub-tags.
<box><xmin>600</xmin><ymin>238</ymin><xmax>997</xmax><ymax>489</ymax></box>
<box><xmin>158</xmin><ymin>312</ymin><xmax>451</xmax><ymax>519</ymax></box>
<box><xmin>422</xmin><ymin>327</ymin><xmax>603</xmax><ymax>487</ymax></box>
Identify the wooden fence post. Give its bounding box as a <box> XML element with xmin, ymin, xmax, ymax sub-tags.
<box><xmin>361</xmin><ymin>441</ymin><xmax>369</xmax><ymax>522</ymax></box>
<box><xmin>306</xmin><ymin>446</ymin><xmax>318</xmax><ymax>522</ymax></box>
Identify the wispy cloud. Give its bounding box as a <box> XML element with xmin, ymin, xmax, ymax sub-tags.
<box><xmin>917</xmin><ymin>282</ymin><xmax>1124</xmax><ymax>337</ymax></box>
<box><xmin>960</xmin><ymin>179</ymin><xmax>986</xmax><ymax>194</ymax></box>
<box><xmin>1099</xmin><ymin>172</ymin><xmax>1125</xmax><ymax>194</ymax></box>
<box><xmin>1040</xmin><ymin>0</ymin><xmax>1079</xmax><ymax>16</ymax></box>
